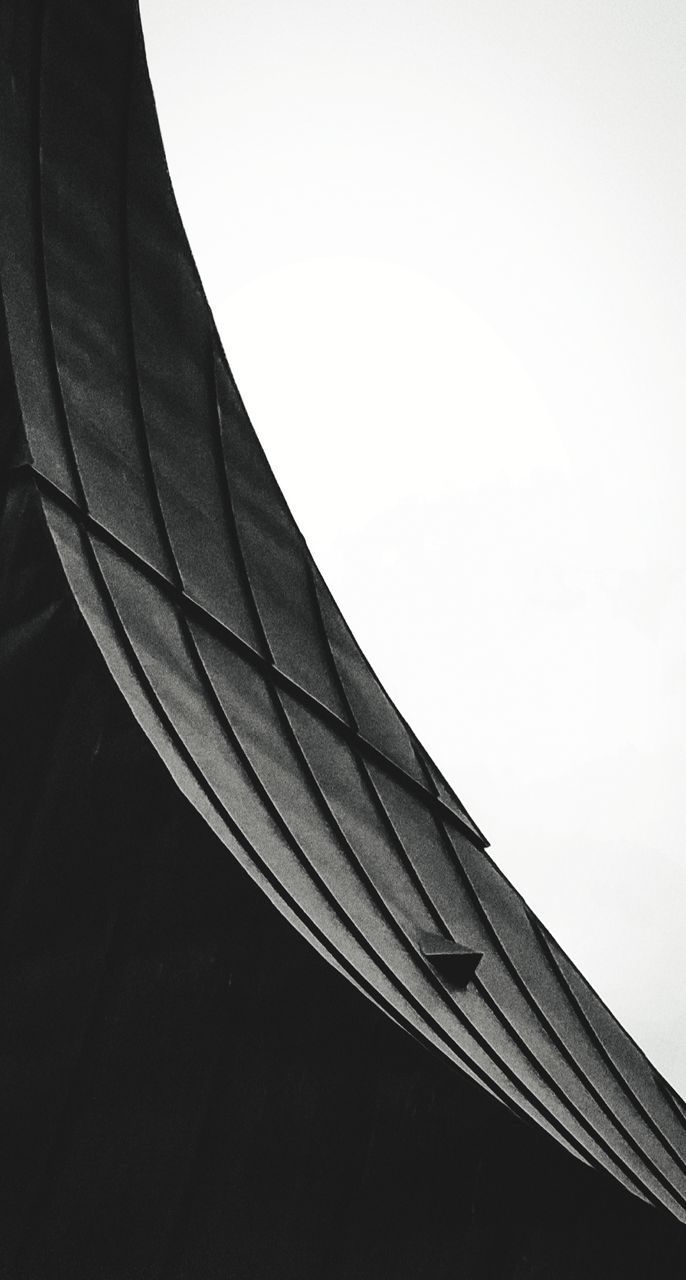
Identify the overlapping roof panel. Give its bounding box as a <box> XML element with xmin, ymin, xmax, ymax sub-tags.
<box><xmin>1</xmin><ymin>0</ymin><xmax>685</xmax><ymax>1224</ymax></box>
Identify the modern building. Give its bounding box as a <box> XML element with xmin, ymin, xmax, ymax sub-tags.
<box><xmin>1</xmin><ymin>2</ymin><xmax>685</xmax><ymax>1275</ymax></box>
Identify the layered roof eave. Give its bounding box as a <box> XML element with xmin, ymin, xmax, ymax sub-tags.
<box><xmin>1</xmin><ymin>0</ymin><xmax>686</xmax><ymax>1225</ymax></box>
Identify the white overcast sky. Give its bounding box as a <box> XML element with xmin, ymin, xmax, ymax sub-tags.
<box><xmin>141</xmin><ymin>0</ymin><xmax>686</xmax><ymax>1092</ymax></box>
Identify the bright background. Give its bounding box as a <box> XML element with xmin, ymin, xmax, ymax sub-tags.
<box><xmin>141</xmin><ymin>0</ymin><xmax>686</xmax><ymax>1092</ymax></box>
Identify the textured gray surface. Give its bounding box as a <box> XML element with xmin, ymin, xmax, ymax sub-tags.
<box><xmin>2</xmin><ymin>0</ymin><xmax>686</xmax><ymax>1228</ymax></box>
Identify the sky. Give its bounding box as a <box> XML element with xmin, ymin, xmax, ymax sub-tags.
<box><xmin>141</xmin><ymin>0</ymin><xmax>686</xmax><ymax>1092</ymax></box>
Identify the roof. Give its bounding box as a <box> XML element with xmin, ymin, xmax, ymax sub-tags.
<box><xmin>1</xmin><ymin>0</ymin><xmax>686</xmax><ymax>1224</ymax></box>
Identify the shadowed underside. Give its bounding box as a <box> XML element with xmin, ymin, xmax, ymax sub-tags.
<box><xmin>1</xmin><ymin>0</ymin><xmax>686</xmax><ymax>1269</ymax></box>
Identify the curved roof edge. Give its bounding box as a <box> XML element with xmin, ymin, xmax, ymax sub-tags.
<box><xmin>1</xmin><ymin>0</ymin><xmax>685</xmax><ymax>1224</ymax></box>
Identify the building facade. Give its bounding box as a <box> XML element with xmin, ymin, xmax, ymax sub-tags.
<box><xmin>1</xmin><ymin>2</ymin><xmax>685</xmax><ymax>1274</ymax></box>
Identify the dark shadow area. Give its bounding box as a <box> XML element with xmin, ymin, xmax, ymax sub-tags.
<box><xmin>1</xmin><ymin>473</ymin><xmax>684</xmax><ymax>1279</ymax></box>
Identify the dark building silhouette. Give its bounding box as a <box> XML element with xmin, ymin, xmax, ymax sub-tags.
<box><xmin>1</xmin><ymin>2</ymin><xmax>685</xmax><ymax>1275</ymax></box>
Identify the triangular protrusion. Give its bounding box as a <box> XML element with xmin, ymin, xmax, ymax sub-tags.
<box><xmin>420</xmin><ymin>931</ymin><xmax>483</xmax><ymax>986</ymax></box>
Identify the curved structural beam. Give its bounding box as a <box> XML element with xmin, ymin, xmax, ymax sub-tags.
<box><xmin>1</xmin><ymin>0</ymin><xmax>686</xmax><ymax>1225</ymax></box>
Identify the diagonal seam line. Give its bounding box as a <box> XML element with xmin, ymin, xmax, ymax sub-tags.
<box><xmin>25</xmin><ymin>14</ymin><xmax>487</xmax><ymax>853</ymax></box>
<box><xmin>28</xmin><ymin>0</ymin><xmax>675</xmax><ymax>1212</ymax></box>
<box><xmin>35</xmin><ymin>464</ymin><xmax>680</xmax><ymax>1212</ymax></box>
<box><xmin>26</xmin><ymin>462</ymin><xmax>486</xmax><ymax>849</ymax></box>
<box><xmin>208</xmin><ymin>340</ymin><xmax>272</xmax><ymax>661</ymax></box>
<box><xmin>136</xmin><ymin>449</ymin><xmax>624</xmax><ymax>1183</ymax></box>
<box><xmin>69</xmin><ymin>514</ymin><xmax>538</xmax><ymax>1129</ymax></box>
<box><xmin>306</xmin><ymin>557</ymin><xmax>454</xmax><ymax>936</ymax></box>
<box><xmin>310</xmin><ymin>559</ymin><xmax>486</xmax><ymax>843</ymax></box>
<box><xmin>16</xmin><ymin>0</ymin><xmax>684</xmax><ymax>1233</ymax></box>
<box><xmin>29</xmin><ymin>476</ymin><xmax>680</xmax><ymax>1213</ymax></box>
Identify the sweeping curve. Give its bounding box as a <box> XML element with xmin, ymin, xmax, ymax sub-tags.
<box><xmin>2</xmin><ymin>0</ymin><xmax>686</xmax><ymax>1225</ymax></box>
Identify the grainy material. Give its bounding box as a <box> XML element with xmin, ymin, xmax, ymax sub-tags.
<box><xmin>1</xmin><ymin>2</ymin><xmax>685</xmax><ymax>1274</ymax></box>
